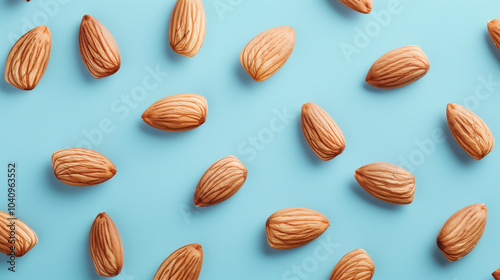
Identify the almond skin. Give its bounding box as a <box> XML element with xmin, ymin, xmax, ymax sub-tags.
<box><xmin>240</xmin><ymin>26</ymin><xmax>295</xmax><ymax>82</ymax></box>
<box><xmin>446</xmin><ymin>103</ymin><xmax>494</xmax><ymax>160</ymax></box>
<box><xmin>169</xmin><ymin>0</ymin><xmax>206</xmax><ymax>57</ymax></box>
<box><xmin>354</xmin><ymin>162</ymin><xmax>415</xmax><ymax>205</ymax></box>
<box><xmin>79</xmin><ymin>15</ymin><xmax>121</xmax><ymax>78</ymax></box>
<box><xmin>437</xmin><ymin>204</ymin><xmax>487</xmax><ymax>262</ymax></box>
<box><xmin>89</xmin><ymin>213</ymin><xmax>124</xmax><ymax>277</ymax></box>
<box><xmin>339</xmin><ymin>0</ymin><xmax>372</xmax><ymax>14</ymax></box>
<box><xmin>153</xmin><ymin>244</ymin><xmax>203</xmax><ymax>280</ymax></box>
<box><xmin>142</xmin><ymin>94</ymin><xmax>207</xmax><ymax>132</ymax></box>
<box><xmin>4</xmin><ymin>25</ymin><xmax>51</xmax><ymax>90</ymax></box>
<box><xmin>0</xmin><ymin>211</ymin><xmax>38</xmax><ymax>257</ymax></box>
<box><xmin>330</xmin><ymin>249</ymin><xmax>375</xmax><ymax>280</ymax></box>
<box><xmin>266</xmin><ymin>207</ymin><xmax>330</xmax><ymax>249</ymax></box>
<box><xmin>493</xmin><ymin>268</ymin><xmax>500</xmax><ymax>280</ymax></box>
<box><xmin>194</xmin><ymin>156</ymin><xmax>247</xmax><ymax>207</ymax></box>
<box><xmin>52</xmin><ymin>148</ymin><xmax>117</xmax><ymax>187</ymax></box>
<box><xmin>301</xmin><ymin>102</ymin><xmax>345</xmax><ymax>161</ymax></box>
<box><xmin>366</xmin><ymin>45</ymin><xmax>429</xmax><ymax>89</ymax></box>
<box><xmin>488</xmin><ymin>19</ymin><xmax>500</xmax><ymax>52</ymax></box>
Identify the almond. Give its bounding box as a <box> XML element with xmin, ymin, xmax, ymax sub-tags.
<box><xmin>266</xmin><ymin>207</ymin><xmax>330</xmax><ymax>249</ymax></box>
<box><xmin>301</xmin><ymin>102</ymin><xmax>345</xmax><ymax>161</ymax></box>
<box><xmin>493</xmin><ymin>268</ymin><xmax>500</xmax><ymax>280</ymax></box>
<box><xmin>240</xmin><ymin>26</ymin><xmax>295</xmax><ymax>82</ymax></box>
<box><xmin>436</xmin><ymin>204</ymin><xmax>487</xmax><ymax>262</ymax></box>
<box><xmin>4</xmin><ymin>25</ymin><xmax>51</xmax><ymax>90</ymax></box>
<box><xmin>488</xmin><ymin>19</ymin><xmax>500</xmax><ymax>52</ymax></box>
<box><xmin>339</xmin><ymin>0</ymin><xmax>372</xmax><ymax>14</ymax></box>
<box><xmin>79</xmin><ymin>15</ymin><xmax>121</xmax><ymax>78</ymax></box>
<box><xmin>52</xmin><ymin>148</ymin><xmax>117</xmax><ymax>187</ymax></box>
<box><xmin>446</xmin><ymin>103</ymin><xmax>494</xmax><ymax>160</ymax></box>
<box><xmin>153</xmin><ymin>243</ymin><xmax>203</xmax><ymax>280</ymax></box>
<box><xmin>89</xmin><ymin>212</ymin><xmax>124</xmax><ymax>277</ymax></box>
<box><xmin>354</xmin><ymin>162</ymin><xmax>415</xmax><ymax>204</ymax></box>
<box><xmin>365</xmin><ymin>45</ymin><xmax>429</xmax><ymax>89</ymax></box>
<box><xmin>329</xmin><ymin>249</ymin><xmax>375</xmax><ymax>280</ymax></box>
<box><xmin>142</xmin><ymin>93</ymin><xmax>207</xmax><ymax>132</ymax></box>
<box><xmin>194</xmin><ymin>156</ymin><xmax>247</xmax><ymax>207</ymax></box>
<box><xmin>169</xmin><ymin>0</ymin><xmax>206</xmax><ymax>57</ymax></box>
<box><xmin>0</xmin><ymin>211</ymin><xmax>38</xmax><ymax>257</ymax></box>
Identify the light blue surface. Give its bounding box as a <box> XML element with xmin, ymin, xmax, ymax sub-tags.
<box><xmin>1</xmin><ymin>0</ymin><xmax>500</xmax><ymax>279</ymax></box>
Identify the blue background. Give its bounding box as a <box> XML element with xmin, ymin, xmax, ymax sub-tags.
<box><xmin>1</xmin><ymin>0</ymin><xmax>500</xmax><ymax>279</ymax></box>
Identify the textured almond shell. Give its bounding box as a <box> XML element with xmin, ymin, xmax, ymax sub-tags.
<box><xmin>493</xmin><ymin>268</ymin><xmax>500</xmax><ymax>280</ymax></box>
<box><xmin>142</xmin><ymin>94</ymin><xmax>207</xmax><ymax>132</ymax></box>
<box><xmin>89</xmin><ymin>213</ymin><xmax>124</xmax><ymax>277</ymax></box>
<box><xmin>52</xmin><ymin>148</ymin><xmax>117</xmax><ymax>187</ymax></box>
<box><xmin>488</xmin><ymin>19</ymin><xmax>500</xmax><ymax>52</ymax></box>
<box><xmin>79</xmin><ymin>15</ymin><xmax>121</xmax><ymax>78</ymax></box>
<box><xmin>169</xmin><ymin>0</ymin><xmax>206</xmax><ymax>57</ymax></box>
<box><xmin>354</xmin><ymin>162</ymin><xmax>415</xmax><ymax>204</ymax></box>
<box><xmin>266</xmin><ymin>207</ymin><xmax>330</xmax><ymax>249</ymax></box>
<box><xmin>0</xmin><ymin>211</ymin><xmax>38</xmax><ymax>257</ymax></box>
<box><xmin>194</xmin><ymin>156</ymin><xmax>247</xmax><ymax>207</ymax></box>
<box><xmin>330</xmin><ymin>249</ymin><xmax>375</xmax><ymax>280</ymax></box>
<box><xmin>240</xmin><ymin>26</ymin><xmax>295</xmax><ymax>82</ymax></box>
<box><xmin>436</xmin><ymin>204</ymin><xmax>487</xmax><ymax>262</ymax></box>
<box><xmin>446</xmin><ymin>103</ymin><xmax>494</xmax><ymax>160</ymax></box>
<box><xmin>4</xmin><ymin>25</ymin><xmax>51</xmax><ymax>90</ymax></box>
<box><xmin>365</xmin><ymin>45</ymin><xmax>430</xmax><ymax>89</ymax></box>
<box><xmin>338</xmin><ymin>0</ymin><xmax>372</xmax><ymax>14</ymax></box>
<box><xmin>153</xmin><ymin>243</ymin><xmax>203</xmax><ymax>280</ymax></box>
<box><xmin>301</xmin><ymin>102</ymin><xmax>345</xmax><ymax>161</ymax></box>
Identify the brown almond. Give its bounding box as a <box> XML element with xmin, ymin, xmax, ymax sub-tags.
<box><xmin>240</xmin><ymin>26</ymin><xmax>295</xmax><ymax>82</ymax></box>
<box><xmin>89</xmin><ymin>212</ymin><xmax>124</xmax><ymax>277</ymax></box>
<box><xmin>339</xmin><ymin>0</ymin><xmax>372</xmax><ymax>14</ymax></box>
<box><xmin>266</xmin><ymin>207</ymin><xmax>330</xmax><ymax>249</ymax></box>
<box><xmin>354</xmin><ymin>162</ymin><xmax>415</xmax><ymax>204</ymax></box>
<box><xmin>79</xmin><ymin>15</ymin><xmax>121</xmax><ymax>78</ymax></box>
<box><xmin>169</xmin><ymin>0</ymin><xmax>206</xmax><ymax>57</ymax></box>
<box><xmin>142</xmin><ymin>93</ymin><xmax>207</xmax><ymax>132</ymax></box>
<box><xmin>437</xmin><ymin>204</ymin><xmax>487</xmax><ymax>262</ymax></box>
<box><xmin>194</xmin><ymin>156</ymin><xmax>247</xmax><ymax>207</ymax></box>
<box><xmin>330</xmin><ymin>249</ymin><xmax>375</xmax><ymax>280</ymax></box>
<box><xmin>488</xmin><ymin>19</ymin><xmax>500</xmax><ymax>52</ymax></box>
<box><xmin>365</xmin><ymin>45</ymin><xmax>430</xmax><ymax>89</ymax></box>
<box><xmin>0</xmin><ymin>211</ymin><xmax>38</xmax><ymax>257</ymax></box>
<box><xmin>4</xmin><ymin>25</ymin><xmax>51</xmax><ymax>90</ymax></box>
<box><xmin>52</xmin><ymin>148</ymin><xmax>117</xmax><ymax>187</ymax></box>
<box><xmin>446</xmin><ymin>103</ymin><xmax>494</xmax><ymax>160</ymax></box>
<box><xmin>493</xmin><ymin>268</ymin><xmax>500</xmax><ymax>280</ymax></box>
<box><xmin>153</xmin><ymin>243</ymin><xmax>203</xmax><ymax>280</ymax></box>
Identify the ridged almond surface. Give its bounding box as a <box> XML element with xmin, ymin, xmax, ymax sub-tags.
<box><xmin>194</xmin><ymin>156</ymin><xmax>247</xmax><ymax>207</ymax></box>
<box><xmin>4</xmin><ymin>25</ymin><xmax>51</xmax><ymax>90</ymax></box>
<box><xmin>142</xmin><ymin>93</ymin><xmax>207</xmax><ymax>132</ymax></box>
<box><xmin>329</xmin><ymin>249</ymin><xmax>375</xmax><ymax>280</ymax></box>
<box><xmin>240</xmin><ymin>26</ymin><xmax>295</xmax><ymax>82</ymax></box>
<box><xmin>446</xmin><ymin>103</ymin><xmax>494</xmax><ymax>160</ymax></box>
<box><xmin>153</xmin><ymin>243</ymin><xmax>203</xmax><ymax>280</ymax></box>
<box><xmin>488</xmin><ymin>19</ymin><xmax>500</xmax><ymax>52</ymax></box>
<box><xmin>266</xmin><ymin>207</ymin><xmax>330</xmax><ymax>249</ymax></box>
<box><xmin>354</xmin><ymin>162</ymin><xmax>415</xmax><ymax>204</ymax></box>
<box><xmin>339</xmin><ymin>0</ymin><xmax>372</xmax><ymax>14</ymax></box>
<box><xmin>493</xmin><ymin>268</ymin><xmax>500</xmax><ymax>280</ymax></box>
<box><xmin>79</xmin><ymin>15</ymin><xmax>121</xmax><ymax>78</ymax></box>
<box><xmin>52</xmin><ymin>148</ymin><xmax>117</xmax><ymax>187</ymax></box>
<box><xmin>301</xmin><ymin>102</ymin><xmax>345</xmax><ymax>161</ymax></box>
<box><xmin>0</xmin><ymin>211</ymin><xmax>38</xmax><ymax>257</ymax></box>
<box><xmin>437</xmin><ymin>204</ymin><xmax>487</xmax><ymax>262</ymax></box>
<box><xmin>365</xmin><ymin>45</ymin><xmax>429</xmax><ymax>89</ymax></box>
<box><xmin>169</xmin><ymin>0</ymin><xmax>206</xmax><ymax>57</ymax></box>
<box><xmin>89</xmin><ymin>212</ymin><xmax>124</xmax><ymax>277</ymax></box>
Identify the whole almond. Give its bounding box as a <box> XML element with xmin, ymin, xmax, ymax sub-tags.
<box><xmin>493</xmin><ymin>268</ymin><xmax>500</xmax><ymax>280</ymax></box>
<box><xmin>89</xmin><ymin>212</ymin><xmax>124</xmax><ymax>277</ymax></box>
<box><xmin>447</xmin><ymin>103</ymin><xmax>494</xmax><ymax>160</ymax></box>
<box><xmin>330</xmin><ymin>249</ymin><xmax>375</xmax><ymax>280</ymax></box>
<box><xmin>266</xmin><ymin>207</ymin><xmax>330</xmax><ymax>249</ymax></box>
<box><xmin>437</xmin><ymin>204</ymin><xmax>487</xmax><ymax>262</ymax></box>
<box><xmin>301</xmin><ymin>102</ymin><xmax>345</xmax><ymax>161</ymax></box>
<box><xmin>194</xmin><ymin>156</ymin><xmax>247</xmax><ymax>207</ymax></box>
<box><xmin>354</xmin><ymin>162</ymin><xmax>415</xmax><ymax>204</ymax></box>
<box><xmin>79</xmin><ymin>15</ymin><xmax>121</xmax><ymax>78</ymax></box>
<box><xmin>488</xmin><ymin>19</ymin><xmax>500</xmax><ymax>52</ymax></box>
<box><xmin>339</xmin><ymin>0</ymin><xmax>372</xmax><ymax>14</ymax></box>
<box><xmin>0</xmin><ymin>211</ymin><xmax>38</xmax><ymax>257</ymax></box>
<box><xmin>240</xmin><ymin>26</ymin><xmax>295</xmax><ymax>82</ymax></box>
<box><xmin>366</xmin><ymin>45</ymin><xmax>430</xmax><ymax>89</ymax></box>
<box><xmin>169</xmin><ymin>0</ymin><xmax>206</xmax><ymax>57</ymax></box>
<box><xmin>4</xmin><ymin>25</ymin><xmax>51</xmax><ymax>90</ymax></box>
<box><xmin>52</xmin><ymin>148</ymin><xmax>117</xmax><ymax>186</ymax></box>
<box><xmin>153</xmin><ymin>243</ymin><xmax>203</xmax><ymax>280</ymax></box>
<box><xmin>142</xmin><ymin>94</ymin><xmax>207</xmax><ymax>132</ymax></box>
